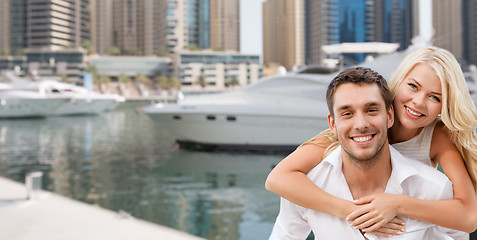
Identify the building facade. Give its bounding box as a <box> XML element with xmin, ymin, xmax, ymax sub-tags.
<box><xmin>305</xmin><ymin>0</ymin><xmax>339</xmax><ymax>65</ymax></box>
<box><xmin>90</xmin><ymin>0</ymin><xmax>113</xmax><ymax>55</ymax></box>
<box><xmin>432</xmin><ymin>0</ymin><xmax>463</xmax><ymax>59</ymax></box>
<box><xmin>463</xmin><ymin>0</ymin><xmax>477</xmax><ymax>66</ymax></box>
<box><xmin>178</xmin><ymin>50</ymin><xmax>261</xmax><ymax>93</ymax></box>
<box><xmin>90</xmin><ymin>0</ymin><xmax>167</xmax><ymax>56</ymax></box>
<box><xmin>166</xmin><ymin>0</ymin><xmax>240</xmax><ymax>54</ymax></box>
<box><xmin>263</xmin><ymin>0</ymin><xmax>306</xmax><ymax>70</ymax></box>
<box><xmin>210</xmin><ymin>0</ymin><xmax>240</xmax><ymax>51</ymax></box>
<box><xmin>89</xmin><ymin>56</ymin><xmax>171</xmax><ymax>78</ymax></box>
<box><xmin>0</xmin><ymin>0</ymin><xmax>10</xmax><ymax>55</ymax></box>
<box><xmin>25</xmin><ymin>48</ymin><xmax>86</xmax><ymax>82</ymax></box>
<box><xmin>21</xmin><ymin>0</ymin><xmax>90</xmax><ymax>51</ymax></box>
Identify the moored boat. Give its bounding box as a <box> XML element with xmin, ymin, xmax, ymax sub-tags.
<box><xmin>4</xmin><ymin>71</ymin><xmax>125</xmax><ymax>116</ymax></box>
<box><xmin>0</xmin><ymin>83</ymin><xmax>69</xmax><ymax>118</ymax></box>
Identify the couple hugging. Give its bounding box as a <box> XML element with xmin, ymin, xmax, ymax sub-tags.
<box><xmin>267</xmin><ymin>47</ymin><xmax>477</xmax><ymax>240</ymax></box>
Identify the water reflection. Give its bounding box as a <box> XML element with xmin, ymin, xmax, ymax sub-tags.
<box><xmin>0</xmin><ymin>102</ymin><xmax>283</xmax><ymax>240</ymax></box>
<box><xmin>149</xmin><ymin>150</ymin><xmax>281</xmax><ymax>240</ymax></box>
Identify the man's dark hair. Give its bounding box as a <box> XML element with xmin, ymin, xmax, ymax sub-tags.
<box><xmin>326</xmin><ymin>67</ymin><xmax>392</xmax><ymax>116</ymax></box>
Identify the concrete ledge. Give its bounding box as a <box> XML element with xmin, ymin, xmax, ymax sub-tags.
<box><xmin>0</xmin><ymin>176</ymin><xmax>204</xmax><ymax>240</ymax></box>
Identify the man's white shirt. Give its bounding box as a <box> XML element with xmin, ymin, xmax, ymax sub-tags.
<box><xmin>269</xmin><ymin>146</ymin><xmax>467</xmax><ymax>240</ymax></box>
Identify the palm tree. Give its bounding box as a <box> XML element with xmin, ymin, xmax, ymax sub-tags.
<box><xmin>157</xmin><ymin>75</ymin><xmax>169</xmax><ymax>89</ymax></box>
<box><xmin>136</xmin><ymin>73</ymin><xmax>152</xmax><ymax>84</ymax></box>
<box><xmin>107</xmin><ymin>46</ymin><xmax>121</xmax><ymax>55</ymax></box>
<box><xmin>169</xmin><ymin>76</ymin><xmax>181</xmax><ymax>89</ymax></box>
<box><xmin>119</xmin><ymin>73</ymin><xmax>132</xmax><ymax>83</ymax></box>
<box><xmin>197</xmin><ymin>75</ymin><xmax>206</xmax><ymax>88</ymax></box>
<box><xmin>229</xmin><ymin>76</ymin><xmax>240</xmax><ymax>87</ymax></box>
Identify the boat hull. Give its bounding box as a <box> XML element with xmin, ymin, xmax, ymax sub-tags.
<box><xmin>51</xmin><ymin>98</ymin><xmax>123</xmax><ymax>116</ymax></box>
<box><xmin>0</xmin><ymin>98</ymin><xmax>68</xmax><ymax>118</ymax></box>
<box><xmin>147</xmin><ymin>110</ymin><xmax>329</xmax><ymax>151</ymax></box>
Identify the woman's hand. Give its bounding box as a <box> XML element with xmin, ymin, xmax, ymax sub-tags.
<box><xmin>347</xmin><ymin>193</ymin><xmax>404</xmax><ymax>232</ymax></box>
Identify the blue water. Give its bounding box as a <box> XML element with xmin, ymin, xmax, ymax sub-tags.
<box><xmin>0</xmin><ymin>102</ymin><xmax>284</xmax><ymax>240</ymax></box>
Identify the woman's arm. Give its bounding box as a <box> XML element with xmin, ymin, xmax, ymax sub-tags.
<box><xmin>398</xmin><ymin>125</ymin><xmax>477</xmax><ymax>232</ymax></box>
<box><xmin>265</xmin><ymin>142</ymin><xmax>357</xmax><ymax>219</ymax></box>
<box><xmin>349</xmin><ymin>124</ymin><xmax>477</xmax><ymax>233</ymax></box>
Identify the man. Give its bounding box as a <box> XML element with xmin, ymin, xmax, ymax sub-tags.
<box><xmin>269</xmin><ymin>67</ymin><xmax>455</xmax><ymax>239</ymax></box>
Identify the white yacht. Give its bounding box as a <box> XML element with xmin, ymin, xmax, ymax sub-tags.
<box><xmin>5</xmin><ymin>71</ymin><xmax>125</xmax><ymax>116</ymax></box>
<box><xmin>144</xmin><ymin>50</ymin><xmax>407</xmax><ymax>151</ymax></box>
<box><xmin>0</xmin><ymin>83</ymin><xmax>69</xmax><ymax>118</ymax></box>
<box><xmin>146</xmin><ymin>71</ymin><xmax>332</xmax><ymax>151</ymax></box>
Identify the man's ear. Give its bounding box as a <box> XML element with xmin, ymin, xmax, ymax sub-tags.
<box><xmin>387</xmin><ymin>105</ymin><xmax>394</xmax><ymax>129</ymax></box>
<box><xmin>328</xmin><ymin>114</ymin><xmax>337</xmax><ymax>135</ymax></box>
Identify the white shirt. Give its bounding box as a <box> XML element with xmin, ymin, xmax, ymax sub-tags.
<box><xmin>269</xmin><ymin>146</ymin><xmax>457</xmax><ymax>240</ymax></box>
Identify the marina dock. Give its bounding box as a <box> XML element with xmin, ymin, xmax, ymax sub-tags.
<box><xmin>0</xmin><ymin>176</ymin><xmax>205</xmax><ymax>240</ymax></box>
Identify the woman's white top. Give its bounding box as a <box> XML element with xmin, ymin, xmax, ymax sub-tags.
<box><xmin>391</xmin><ymin>120</ymin><xmax>439</xmax><ymax>167</ymax></box>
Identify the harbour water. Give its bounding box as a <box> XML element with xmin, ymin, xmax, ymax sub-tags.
<box><xmin>0</xmin><ymin>102</ymin><xmax>285</xmax><ymax>240</ymax></box>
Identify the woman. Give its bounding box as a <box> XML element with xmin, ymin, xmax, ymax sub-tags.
<box><xmin>265</xmin><ymin>46</ymin><xmax>477</xmax><ymax>237</ymax></box>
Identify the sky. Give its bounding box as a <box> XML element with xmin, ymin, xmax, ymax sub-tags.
<box><xmin>240</xmin><ymin>0</ymin><xmax>266</xmax><ymax>55</ymax></box>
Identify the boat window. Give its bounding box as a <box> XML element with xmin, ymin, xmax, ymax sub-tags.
<box><xmin>206</xmin><ymin>115</ymin><xmax>216</xmax><ymax>121</ymax></box>
<box><xmin>173</xmin><ymin>115</ymin><xmax>181</xmax><ymax>120</ymax></box>
<box><xmin>226</xmin><ymin>116</ymin><xmax>236</xmax><ymax>121</ymax></box>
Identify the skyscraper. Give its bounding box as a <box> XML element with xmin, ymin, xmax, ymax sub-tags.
<box><xmin>166</xmin><ymin>0</ymin><xmax>240</xmax><ymax>54</ymax></box>
<box><xmin>463</xmin><ymin>0</ymin><xmax>477</xmax><ymax>65</ymax></box>
<box><xmin>14</xmin><ymin>0</ymin><xmax>91</xmax><ymax>51</ymax></box>
<box><xmin>0</xmin><ymin>0</ymin><xmax>10</xmax><ymax>55</ymax></box>
<box><xmin>210</xmin><ymin>0</ymin><xmax>240</xmax><ymax>51</ymax></box>
<box><xmin>305</xmin><ymin>0</ymin><xmax>339</xmax><ymax>65</ymax></box>
<box><xmin>432</xmin><ymin>0</ymin><xmax>463</xmax><ymax>59</ymax></box>
<box><xmin>91</xmin><ymin>0</ymin><xmax>167</xmax><ymax>56</ymax></box>
<box><xmin>90</xmin><ymin>0</ymin><xmax>113</xmax><ymax>55</ymax></box>
<box><xmin>263</xmin><ymin>0</ymin><xmax>306</xmax><ymax>70</ymax></box>
<box><xmin>374</xmin><ymin>0</ymin><xmax>413</xmax><ymax>51</ymax></box>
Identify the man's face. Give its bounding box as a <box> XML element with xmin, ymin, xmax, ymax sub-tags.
<box><xmin>328</xmin><ymin>83</ymin><xmax>394</xmax><ymax>164</ymax></box>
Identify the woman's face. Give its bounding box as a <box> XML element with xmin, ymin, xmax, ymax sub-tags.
<box><xmin>393</xmin><ymin>63</ymin><xmax>443</xmax><ymax>130</ymax></box>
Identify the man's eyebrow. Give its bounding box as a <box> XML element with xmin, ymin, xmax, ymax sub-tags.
<box><xmin>337</xmin><ymin>102</ymin><xmax>381</xmax><ymax>111</ymax></box>
<box><xmin>366</xmin><ymin>102</ymin><xmax>380</xmax><ymax>107</ymax></box>
<box><xmin>336</xmin><ymin>105</ymin><xmax>351</xmax><ymax>112</ymax></box>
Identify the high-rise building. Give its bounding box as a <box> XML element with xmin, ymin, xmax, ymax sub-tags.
<box><xmin>338</xmin><ymin>0</ymin><xmax>378</xmax><ymax>62</ymax></box>
<box><xmin>11</xmin><ymin>0</ymin><xmax>91</xmax><ymax>52</ymax></box>
<box><xmin>10</xmin><ymin>0</ymin><xmax>29</xmax><ymax>55</ymax></box>
<box><xmin>374</xmin><ymin>0</ymin><xmax>413</xmax><ymax>51</ymax></box>
<box><xmin>210</xmin><ymin>0</ymin><xmax>240</xmax><ymax>51</ymax></box>
<box><xmin>0</xmin><ymin>0</ymin><xmax>9</xmax><ymax>55</ymax></box>
<box><xmin>92</xmin><ymin>0</ymin><xmax>167</xmax><ymax>56</ymax></box>
<box><xmin>166</xmin><ymin>0</ymin><xmax>240</xmax><ymax>54</ymax></box>
<box><xmin>432</xmin><ymin>0</ymin><xmax>463</xmax><ymax>59</ymax></box>
<box><xmin>263</xmin><ymin>0</ymin><xmax>306</xmax><ymax>70</ymax></box>
<box><xmin>305</xmin><ymin>0</ymin><xmax>339</xmax><ymax>65</ymax></box>
<box><xmin>183</xmin><ymin>0</ymin><xmax>208</xmax><ymax>49</ymax></box>
<box><xmin>90</xmin><ymin>0</ymin><xmax>113</xmax><ymax>55</ymax></box>
<box><xmin>304</xmin><ymin>0</ymin><xmax>414</xmax><ymax>66</ymax></box>
<box><xmin>463</xmin><ymin>0</ymin><xmax>477</xmax><ymax>65</ymax></box>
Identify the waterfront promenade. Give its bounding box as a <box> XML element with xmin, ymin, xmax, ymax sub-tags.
<box><xmin>0</xmin><ymin>176</ymin><xmax>204</xmax><ymax>240</ymax></box>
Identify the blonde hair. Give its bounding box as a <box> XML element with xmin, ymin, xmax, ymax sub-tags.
<box><xmin>303</xmin><ymin>47</ymin><xmax>477</xmax><ymax>192</ymax></box>
<box><xmin>388</xmin><ymin>46</ymin><xmax>477</xmax><ymax>191</ymax></box>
